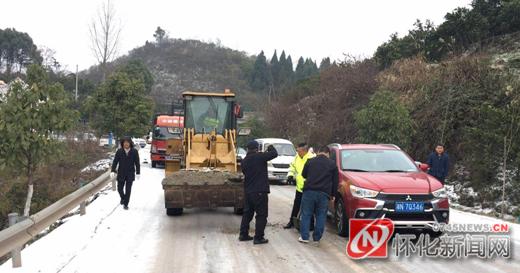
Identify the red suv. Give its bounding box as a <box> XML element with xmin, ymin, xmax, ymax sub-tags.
<box><xmin>328</xmin><ymin>144</ymin><xmax>449</xmax><ymax>236</ymax></box>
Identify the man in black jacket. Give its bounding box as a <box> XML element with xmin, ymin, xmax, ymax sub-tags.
<box><xmin>239</xmin><ymin>140</ymin><xmax>278</xmax><ymax>244</ymax></box>
<box><xmin>111</xmin><ymin>137</ymin><xmax>140</xmax><ymax>210</ymax></box>
<box><xmin>299</xmin><ymin>146</ymin><xmax>338</xmax><ymax>244</ymax></box>
<box><xmin>426</xmin><ymin>144</ymin><xmax>450</xmax><ymax>184</ymax></box>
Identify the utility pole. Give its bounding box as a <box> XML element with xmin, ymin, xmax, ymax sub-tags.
<box><xmin>75</xmin><ymin>65</ymin><xmax>79</xmax><ymax>102</ymax></box>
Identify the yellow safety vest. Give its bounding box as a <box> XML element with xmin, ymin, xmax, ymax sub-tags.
<box><xmin>288</xmin><ymin>152</ymin><xmax>315</xmax><ymax>192</ymax></box>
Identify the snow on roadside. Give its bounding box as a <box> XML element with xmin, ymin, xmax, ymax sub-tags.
<box><xmin>445</xmin><ymin>184</ymin><xmax>519</xmax><ymax>223</ymax></box>
<box><xmin>81</xmin><ymin>158</ymin><xmax>112</xmax><ymax>173</ymax></box>
<box><xmin>0</xmin><ymin>147</ymin><xmax>161</xmax><ymax>273</ymax></box>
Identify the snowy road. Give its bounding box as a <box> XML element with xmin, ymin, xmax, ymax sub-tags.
<box><xmin>1</xmin><ymin>147</ymin><xmax>519</xmax><ymax>273</ymax></box>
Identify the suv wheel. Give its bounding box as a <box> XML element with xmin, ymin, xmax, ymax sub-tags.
<box><xmin>335</xmin><ymin>198</ymin><xmax>349</xmax><ymax>237</ymax></box>
<box><xmin>151</xmin><ymin>161</ymin><xmax>157</xmax><ymax>168</ymax></box>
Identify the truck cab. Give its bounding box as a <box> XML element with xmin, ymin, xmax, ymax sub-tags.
<box><xmin>151</xmin><ymin>115</ymin><xmax>184</xmax><ymax>168</ymax></box>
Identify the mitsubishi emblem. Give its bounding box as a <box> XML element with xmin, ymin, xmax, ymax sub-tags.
<box><xmin>406</xmin><ymin>195</ymin><xmax>412</xmax><ymax>201</ymax></box>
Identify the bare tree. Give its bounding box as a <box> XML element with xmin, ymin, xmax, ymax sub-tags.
<box><xmin>89</xmin><ymin>0</ymin><xmax>122</xmax><ymax>80</ymax></box>
<box><xmin>40</xmin><ymin>46</ymin><xmax>61</xmax><ymax>73</ymax></box>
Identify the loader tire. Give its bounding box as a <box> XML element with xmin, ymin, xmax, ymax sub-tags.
<box><xmin>166</xmin><ymin>208</ymin><xmax>183</xmax><ymax>216</ymax></box>
<box><xmin>234</xmin><ymin>207</ymin><xmax>244</xmax><ymax>215</ymax></box>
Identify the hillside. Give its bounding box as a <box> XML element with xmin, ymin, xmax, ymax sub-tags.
<box><xmin>475</xmin><ymin>31</ymin><xmax>520</xmax><ymax>72</ymax></box>
<box><xmin>83</xmin><ymin>39</ymin><xmax>258</xmax><ymax>111</ymax></box>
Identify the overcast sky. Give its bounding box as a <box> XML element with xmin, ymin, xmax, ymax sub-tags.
<box><xmin>1</xmin><ymin>0</ymin><xmax>471</xmax><ymax>72</ymax></box>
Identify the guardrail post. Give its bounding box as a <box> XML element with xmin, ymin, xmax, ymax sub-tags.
<box><xmin>79</xmin><ymin>201</ymin><xmax>86</xmax><ymax>216</ymax></box>
<box><xmin>111</xmin><ymin>178</ymin><xmax>116</xmax><ymax>191</ymax></box>
<box><xmin>8</xmin><ymin>213</ymin><xmax>22</xmax><ymax>268</ymax></box>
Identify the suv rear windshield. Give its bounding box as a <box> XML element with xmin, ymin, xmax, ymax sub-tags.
<box><xmin>340</xmin><ymin>149</ymin><xmax>418</xmax><ymax>172</ymax></box>
<box><xmin>264</xmin><ymin>143</ymin><xmax>296</xmax><ymax>156</ymax></box>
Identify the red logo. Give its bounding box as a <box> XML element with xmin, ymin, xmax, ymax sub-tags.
<box><xmin>346</xmin><ymin>219</ymin><xmax>394</xmax><ymax>259</ymax></box>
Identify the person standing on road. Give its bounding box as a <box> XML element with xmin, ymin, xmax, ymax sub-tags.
<box><xmin>299</xmin><ymin>146</ymin><xmax>338</xmax><ymax>245</ymax></box>
<box><xmin>111</xmin><ymin>137</ymin><xmax>140</xmax><ymax>210</ymax></box>
<box><xmin>426</xmin><ymin>144</ymin><xmax>450</xmax><ymax>184</ymax></box>
<box><xmin>239</xmin><ymin>140</ymin><xmax>278</xmax><ymax>245</ymax></box>
<box><xmin>284</xmin><ymin>143</ymin><xmax>315</xmax><ymax>229</ymax></box>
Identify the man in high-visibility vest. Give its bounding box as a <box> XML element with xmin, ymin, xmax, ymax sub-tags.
<box><xmin>197</xmin><ymin>107</ymin><xmax>220</xmax><ymax>132</ymax></box>
<box><xmin>284</xmin><ymin>143</ymin><xmax>315</xmax><ymax>229</ymax></box>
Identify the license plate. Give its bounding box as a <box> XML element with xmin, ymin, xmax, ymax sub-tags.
<box><xmin>395</xmin><ymin>202</ymin><xmax>424</xmax><ymax>213</ymax></box>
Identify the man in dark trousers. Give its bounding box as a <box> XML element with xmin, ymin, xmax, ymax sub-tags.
<box><xmin>284</xmin><ymin>143</ymin><xmax>315</xmax><ymax>229</ymax></box>
<box><xmin>111</xmin><ymin>137</ymin><xmax>140</xmax><ymax>210</ymax></box>
<box><xmin>239</xmin><ymin>140</ymin><xmax>278</xmax><ymax>244</ymax></box>
<box><xmin>299</xmin><ymin>146</ymin><xmax>338</xmax><ymax>245</ymax></box>
<box><xmin>426</xmin><ymin>144</ymin><xmax>450</xmax><ymax>184</ymax></box>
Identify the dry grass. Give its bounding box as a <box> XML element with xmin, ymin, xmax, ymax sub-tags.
<box><xmin>0</xmin><ymin>140</ymin><xmax>107</xmax><ymax>230</ymax></box>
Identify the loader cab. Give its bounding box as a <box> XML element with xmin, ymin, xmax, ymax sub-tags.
<box><xmin>183</xmin><ymin>91</ymin><xmax>242</xmax><ymax>134</ymax></box>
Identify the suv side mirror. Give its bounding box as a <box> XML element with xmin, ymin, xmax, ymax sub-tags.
<box><xmin>416</xmin><ymin>162</ymin><xmax>429</xmax><ymax>172</ymax></box>
<box><xmin>238</xmin><ymin>128</ymin><xmax>251</xmax><ymax>136</ymax></box>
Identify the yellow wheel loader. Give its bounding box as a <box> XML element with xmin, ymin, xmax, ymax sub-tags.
<box><xmin>162</xmin><ymin>90</ymin><xmax>248</xmax><ymax>216</ymax></box>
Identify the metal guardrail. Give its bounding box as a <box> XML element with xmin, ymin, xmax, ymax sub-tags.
<box><xmin>0</xmin><ymin>171</ymin><xmax>113</xmax><ymax>263</ymax></box>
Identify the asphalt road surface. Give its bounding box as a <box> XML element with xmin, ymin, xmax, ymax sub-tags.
<box><xmin>135</xmin><ymin>150</ymin><xmax>520</xmax><ymax>273</ymax></box>
<box><xmin>1</xmin><ymin>147</ymin><xmax>518</xmax><ymax>273</ymax></box>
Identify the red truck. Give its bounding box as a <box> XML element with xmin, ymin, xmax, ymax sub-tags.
<box><xmin>151</xmin><ymin>115</ymin><xmax>184</xmax><ymax>168</ymax></box>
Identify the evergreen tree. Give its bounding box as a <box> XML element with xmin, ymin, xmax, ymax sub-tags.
<box><xmin>295</xmin><ymin>57</ymin><xmax>306</xmax><ymax>81</ymax></box>
<box><xmin>117</xmin><ymin>60</ymin><xmax>154</xmax><ymax>94</ymax></box>
<box><xmin>0</xmin><ymin>28</ymin><xmax>42</xmax><ymax>78</ymax></box>
<box><xmin>319</xmin><ymin>57</ymin><xmax>331</xmax><ymax>71</ymax></box>
<box><xmin>153</xmin><ymin>26</ymin><xmax>167</xmax><ymax>44</ymax></box>
<box><xmin>285</xmin><ymin>55</ymin><xmax>294</xmax><ymax>82</ymax></box>
<box><xmin>355</xmin><ymin>90</ymin><xmax>414</xmax><ymax>150</ymax></box>
<box><xmin>305</xmin><ymin>58</ymin><xmax>319</xmax><ymax>76</ymax></box>
<box><xmin>249</xmin><ymin>51</ymin><xmax>272</xmax><ymax>93</ymax></box>
<box><xmin>85</xmin><ymin>71</ymin><xmax>154</xmax><ymax>137</ymax></box>
<box><xmin>270</xmin><ymin>50</ymin><xmax>280</xmax><ymax>88</ymax></box>
<box><xmin>0</xmin><ymin>64</ymin><xmax>78</xmax><ymax>216</ymax></box>
<box><xmin>276</xmin><ymin>51</ymin><xmax>294</xmax><ymax>89</ymax></box>
<box><xmin>295</xmin><ymin>57</ymin><xmax>319</xmax><ymax>81</ymax></box>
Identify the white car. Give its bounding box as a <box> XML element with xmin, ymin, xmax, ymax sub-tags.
<box><xmin>255</xmin><ymin>138</ymin><xmax>296</xmax><ymax>184</ymax></box>
<box><xmin>132</xmin><ymin>138</ymin><xmax>142</xmax><ymax>150</ymax></box>
<box><xmin>99</xmin><ymin>135</ymin><xmax>110</xmax><ymax>147</ymax></box>
<box><xmin>134</xmin><ymin>138</ymin><xmax>147</xmax><ymax>148</ymax></box>
<box><xmin>236</xmin><ymin>147</ymin><xmax>247</xmax><ymax>161</ymax></box>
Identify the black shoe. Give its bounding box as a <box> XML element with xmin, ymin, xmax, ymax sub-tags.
<box><xmin>283</xmin><ymin>222</ymin><xmax>294</xmax><ymax>229</ymax></box>
<box><xmin>120</xmin><ymin>199</ymin><xmax>124</xmax><ymax>205</ymax></box>
<box><xmin>238</xmin><ymin>235</ymin><xmax>254</xmax><ymax>241</ymax></box>
<box><xmin>123</xmin><ymin>205</ymin><xmax>129</xmax><ymax>210</ymax></box>
<box><xmin>253</xmin><ymin>238</ymin><xmax>269</xmax><ymax>245</ymax></box>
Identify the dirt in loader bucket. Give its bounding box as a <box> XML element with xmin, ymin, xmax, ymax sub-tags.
<box><xmin>162</xmin><ymin>168</ymin><xmax>244</xmax><ymax>186</ymax></box>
